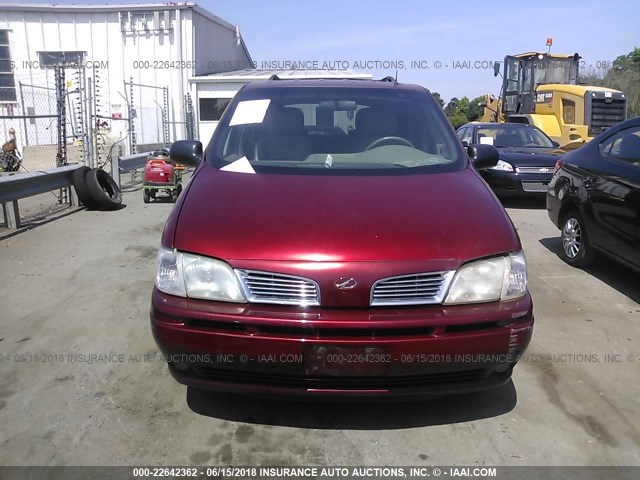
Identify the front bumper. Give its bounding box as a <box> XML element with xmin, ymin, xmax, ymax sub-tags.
<box><xmin>481</xmin><ymin>170</ymin><xmax>553</xmax><ymax>196</ymax></box>
<box><xmin>151</xmin><ymin>288</ymin><xmax>534</xmax><ymax>398</ymax></box>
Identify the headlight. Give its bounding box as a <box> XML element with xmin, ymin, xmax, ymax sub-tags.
<box><xmin>444</xmin><ymin>251</ymin><xmax>527</xmax><ymax>304</ymax></box>
<box><xmin>489</xmin><ymin>159</ymin><xmax>514</xmax><ymax>172</ymax></box>
<box><xmin>156</xmin><ymin>247</ymin><xmax>186</xmax><ymax>297</ymax></box>
<box><xmin>155</xmin><ymin>247</ymin><xmax>246</xmax><ymax>302</ymax></box>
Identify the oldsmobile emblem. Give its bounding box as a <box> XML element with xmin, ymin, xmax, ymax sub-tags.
<box><xmin>334</xmin><ymin>277</ymin><xmax>357</xmax><ymax>290</ymax></box>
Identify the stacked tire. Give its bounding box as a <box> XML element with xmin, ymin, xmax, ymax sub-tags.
<box><xmin>72</xmin><ymin>167</ymin><xmax>123</xmax><ymax>211</ymax></box>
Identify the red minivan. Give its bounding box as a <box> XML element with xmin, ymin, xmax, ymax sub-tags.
<box><xmin>151</xmin><ymin>79</ymin><xmax>533</xmax><ymax>398</ymax></box>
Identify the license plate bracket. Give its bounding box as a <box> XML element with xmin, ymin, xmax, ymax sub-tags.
<box><xmin>303</xmin><ymin>344</ymin><xmax>391</xmax><ymax>376</ymax></box>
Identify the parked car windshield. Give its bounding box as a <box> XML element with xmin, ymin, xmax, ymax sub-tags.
<box><xmin>477</xmin><ymin>124</ymin><xmax>555</xmax><ymax>148</ymax></box>
<box><xmin>207</xmin><ymin>86</ymin><xmax>464</xmax><ymax>174</ymax></box>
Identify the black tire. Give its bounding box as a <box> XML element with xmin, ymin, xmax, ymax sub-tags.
<box><xmin>72</xmin><ymin>166</ymin><xmax>100</xmax><ymax>210</ymax></box>
<box><xmin>143</xmin><ymin>189</ymin><xmax>150</xmax><ymax>204</ymax></box>
<box><xmin>560</xmin><ymin>210</ymin><xmax>595</xmax><ymax>267</ymax></box>
<box><xmin>85</xmin><ymin>168</ymin><xmax>122</xmax><ymax>211</ymax></box>
<box><xmin>171</xmin><ymin>190</ymin><xmax>179</xmax><ymax>203</ymax></box>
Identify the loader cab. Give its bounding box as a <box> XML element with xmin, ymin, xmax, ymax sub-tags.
<box><xmin>501</xmin><ymin>53</ymin><xmax>579</xmax><ymax>117</ymax></box>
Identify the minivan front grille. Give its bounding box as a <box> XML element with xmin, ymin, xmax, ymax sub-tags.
<box><xmin>589</xmin><ymin>98</ymin><xmax>626</xmax><ymax>136</ymax></box>
<box><xmin>370</xmin><ymin>271</ymin><xmax>454</xmax><ymax>306</ymax></box>
<box><xmin>236</xmin><ymin>270</ymin><xmax>320</xmax><ymax>306</ymax></box>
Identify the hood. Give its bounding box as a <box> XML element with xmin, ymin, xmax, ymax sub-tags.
<box><xmin>170</xmin><ymin>165</ymin><xmax>519</xmax><ymax>268</ymax></box>
<box><xmin>498</xmin><ymin>147</ymin><xmax>563</xmax><ymax>167</ymax></box>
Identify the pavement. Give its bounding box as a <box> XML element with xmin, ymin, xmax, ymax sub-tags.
<box><xmin>0</xmin><ymin>185</ymin><xmax>639</xmax><ymax>466</ymax></box>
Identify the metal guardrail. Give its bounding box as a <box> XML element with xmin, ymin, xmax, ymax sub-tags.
<box><xmin>0</xmin><ymin>164</ymin><xmax>80</xmax><ymax>229</ymax></box>
<box><xmin>110</xmin><ymin>151</ymin><xmax>155</xmax><ymax>188</ymax></box>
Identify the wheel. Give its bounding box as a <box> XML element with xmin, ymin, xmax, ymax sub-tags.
<box><xmin>85</xmin><ymin>168</ymin><xmax>122</xmax><ymax>211</ymax></box>
<box><xmin>171</xmin><ymin>190</ymin><xmax>179</xmax><ymax>203</ymax></box>
<box><xmin>150</xmin><ymin>189</ymin><xmax>156</xmax><ymax>199</ymax></box>
<box><xmin>72</xmin><ymin>166</ymin><xmax>101</xmax><ymax>210</ymax></box>
<box><xmin>560</xmin><ymin>210</ymin><xmax>595</xmax><ymax>267</ymax></box>
<box><xmin>143</xmin><ymin>189</ymin><xmax>150</xmax><ymax>203</ymax></box>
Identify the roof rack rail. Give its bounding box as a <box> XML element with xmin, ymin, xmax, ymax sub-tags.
<box><xmin>268</xmin><ymin>74</ymin><xmax>280</xmax><ymax>80</ymax></box>
<box><xmin>379</xmin><ymin>76</ymin><xmax>396</xmax><ymax>83</ymax></box>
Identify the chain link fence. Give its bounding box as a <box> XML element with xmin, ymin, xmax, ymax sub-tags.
<box><xmin>1</xmin><ymin>69</ymin><xmax>70</xmax><ymax>225</ymax></box>
<box><xmin>1</xmin><ymin>67</ymin><xmax>197</xmax><ymax>229</ymax></box>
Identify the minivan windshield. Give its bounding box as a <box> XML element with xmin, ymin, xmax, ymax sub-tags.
<box><xmin>207</xmin><ymin>86</ymin><xmax>464</xmax><ymax>174</ymax></box>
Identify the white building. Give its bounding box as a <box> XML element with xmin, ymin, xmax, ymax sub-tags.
<box><xmin>0</xmin><ymin>2</ymin><xmax>253</xmax><ymax>156</ymax></box>
<box><xmin>0</xmin><ymin>2</ymin><xmax>373</xmax><ymax>164</ymax></box>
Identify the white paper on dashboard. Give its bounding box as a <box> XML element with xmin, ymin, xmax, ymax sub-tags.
<box><xmin>229</xmin><ymin>99</ymin><xmax>271</xmax><ymax>126</ymax></box>
<box><xmin>220</xmin><ymin>156</ymin><xmax>256</xmax><ymax>174</ymax></box>
<box><xmin>479</xmin><ymin>136</ymin><xmax>494</xmax><ymax>145</ymax></box>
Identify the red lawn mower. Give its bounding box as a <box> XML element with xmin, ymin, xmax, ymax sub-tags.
<box><xmin>142</xmin><ymin>149</ymin><xmax>185</xmax><ymax>203</ymax></box>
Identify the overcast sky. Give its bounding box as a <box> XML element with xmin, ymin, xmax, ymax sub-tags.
<box><xmin>20</xmin><ymin>0</ymin><xmax>640</xmax><ymax>101</ymax></box>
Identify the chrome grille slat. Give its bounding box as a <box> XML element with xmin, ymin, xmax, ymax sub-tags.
<box><xmin>375</xmin><ymin>284</ymin><xmax>442</xmax><ymax>290</ymax></box>
<box><xmin>376</xmin><ymin>277</ymin><xmax>444</xmax><ymax>285</ymax></box>
<box><xmin>375</xmin><ymin>288</ymin><xmax>442</xmax><ymax>294</ymax></box>
<box><xmin>236</xmin><ymin>270</ymin><xmax>320</xmax><ymax>306</ymax></box>
<box><xmin>249</xmin><ymin>285</ymin><xmax>317</xmax><ymax>292</ymax></box>
<box><xmin>515</xmin><ymin>166</ymin><xmax>554</xmax><ymax>174</ymax></box>
<box><xmin>375</xmin><ymin>292</ymin><xmax>441</xmax><ymax>297</ymax></box>
<box><xmin>242</xmin><ymin>276</ymin><xmax>309</xmax><ymax>283</ymax></box>
<box><xmin>371</xmin><ymin>271</ymin><xmax>454</xmax><ymax>306</ymax></box>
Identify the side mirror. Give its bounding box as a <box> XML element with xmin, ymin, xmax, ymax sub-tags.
<box><xmin>170</xmin><ymin>140</ymin><xmax>203</xmax><ymax>168</ymax></box>
<box><xmin>493</xmin><ymin>62</ymin><xmax>501</xmax><ymax>77</ymax></box>
<box><xmin>467</xmin><ymin>144</ymin><xmax>499</xmax><ymax>170</ymax></box>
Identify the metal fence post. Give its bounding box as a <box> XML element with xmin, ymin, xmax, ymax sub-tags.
<box><xmin>3</xmin><ymin>201</ymin><xmax>21</xmax><ymax>229</ymax></box>
<box><xmin>163</xmin><ymin>86</ymin><xmax>170</xmax><ymax>146</ymax></box>
<box><xmin>111</xmin><ymin>155</ymin><xmax>121</xmax><ymax>189</ymax></box>
<box><xmin>128</xmin><ymin>77</ymin><xmax>137</xmax><ymax>154</ymax></box>
<box><xmin>55</xmin><ymin>66</ymin><xmax>67</xmax><ymax>167</ymax></box>
<box><xmin>19</xmin><ymin>82</ymin><xmax>28</xmax><ymax>146</ymax></box>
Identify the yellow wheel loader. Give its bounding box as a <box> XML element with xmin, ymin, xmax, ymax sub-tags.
<box><xmin>481</xmin><ymin>52</ymin><xmax>627</xmax><ymax>150</ymax></box>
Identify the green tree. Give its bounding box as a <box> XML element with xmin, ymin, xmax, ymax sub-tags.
<box><xmin>603</xmin><ymin>47</ymin><xmax>640</xmax><ymax>117</ymax></box>
<box><xmin>444</xmin><ymin>97</ymin><xmax>467</xmax><ymax>128</ymax></box>
<box><xmin>583</xmin><ymin>47</ymin><xmax>640</xmax><ymax>118</ymax></box>
<box><xmin>444</xmin><ymin>95</ymin><xmax>486</xmax><ymax>128</ymax></box>
<box><xmin>431</xmin><ymin>91</ymin><xmax>445</xmax><ymax>108</ymax></box>
<box><xmin>467</xmin><ymin>96</ymin><xmax>486</xmax><ymax>122</ymax></box>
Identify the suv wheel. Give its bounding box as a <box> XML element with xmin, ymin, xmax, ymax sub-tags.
<box><xmin>560</xmin><ymin>210</ymin><xmax>595</xmax><ymax>267</ymax></box>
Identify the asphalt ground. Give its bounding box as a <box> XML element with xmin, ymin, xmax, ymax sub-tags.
<box><xmin>0</xmin><ymin>185</ymin><xmax>638</xmax><ymax>467</ymax></box>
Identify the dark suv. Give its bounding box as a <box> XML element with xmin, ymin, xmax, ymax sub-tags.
<box><xmin>151</xmin><ymin>79</ymin><xmax>534</xmax><ymax>398</ymax></box>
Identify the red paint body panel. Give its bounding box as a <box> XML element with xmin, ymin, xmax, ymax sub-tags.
<box><xmin>172</xmin><ymin>165</ymin><xmax>519</xmax><ymax>263</ymax></box>
<box><xmin>151</xmin><ymin>288</ymin><xmax>533</xmax><ymax>397</ymax></box>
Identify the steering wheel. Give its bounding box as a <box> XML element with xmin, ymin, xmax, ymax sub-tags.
<box><xmin>365</xmin><ymin>136</ymin><xmax>415</xmax><ymax>151</ymax></box>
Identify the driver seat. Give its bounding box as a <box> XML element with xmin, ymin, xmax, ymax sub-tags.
<box><xmin>351</xmin><ymin>108</ymin><xmax>399</xmax><ymax>152</ymax></box>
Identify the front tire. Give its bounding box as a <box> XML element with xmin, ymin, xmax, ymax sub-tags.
<box><xmin>560</xmin><ymin>210</ymin><xmax>595</xmax><ymax>267</ymax></box>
